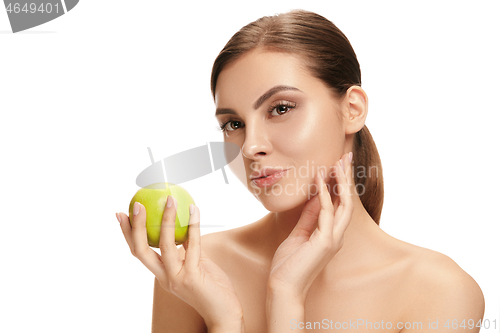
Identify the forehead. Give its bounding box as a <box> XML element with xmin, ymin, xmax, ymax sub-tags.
<box><xmin>214</xmin><ymin>50</ymin><xmax>317</xmax><ymax>107</ymax></box>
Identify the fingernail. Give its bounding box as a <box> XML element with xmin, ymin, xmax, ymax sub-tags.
<box><xmin>189</xmin><ymin>204</ymin><xmax>195</xmax><ymax>215</ymax></box>
<box><xmin>166</xmin><ymin>195</ymin><xmax>173</xmax><ymax>208</ymax></box>
<box><xmin>320</xmin><ymin>169</ymin><xmax>325</xmax><ymax>180</ymax></box>
<box><xmin>116</xmin><ymin>213</ymin><xmax>121</xmax><ymax>224</ymax></box>
<box><xmin>340</xmin><ymin>159</ymin><xmax>344</xmax><ymax>172</ymax></box>
<box><xmin>133</xmin><ymin>202</ymin><xmax>141</xmax><ymax>216</ymax></box>
<box><xmin>349</xmin><ymin>152</ymin><xmax>353</xmax><ymax>164</ymax></box>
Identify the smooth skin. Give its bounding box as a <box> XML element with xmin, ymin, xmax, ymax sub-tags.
<box><xmin>117</xmin><ymin>49</ymin><xmax>484</xmax><ymax>332</ymax></box>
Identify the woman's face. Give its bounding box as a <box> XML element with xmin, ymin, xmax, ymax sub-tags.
<box><xmin>215</xmin><ymin>49</ymin><xmax>347</xmax><ymax>212</ymax></box>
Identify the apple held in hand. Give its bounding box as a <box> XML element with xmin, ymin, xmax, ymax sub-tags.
<box><xmin>129</xmin><ymin>182</ymin><xmax>195</xmax><ymax>247</ymax></box>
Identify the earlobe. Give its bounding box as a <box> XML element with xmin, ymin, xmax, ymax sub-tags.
<box><xmin>345</xmin><ymin>86</ymin><xmax>368</xmax><ymax>135</ymax></box>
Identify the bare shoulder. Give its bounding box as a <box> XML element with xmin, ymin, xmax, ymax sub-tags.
<box><xmin>408</xmin><ymin>247</ymin><xmax>484</xmax><ymax>306</ymax></box>
<box><xmin>398</xmin><ymin>244</ymin><xmax>485</xmax><ymax>331</ymax></box>
<box><xmin>200</xmin><ymin>222</ymin><xmax>259</xmax><ymax>267</ymax></box>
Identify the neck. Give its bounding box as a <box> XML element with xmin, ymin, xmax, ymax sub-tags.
<box><xmin>261</xmin><ymin>173</ymin><xmax>380</xmax><ymax>261</ymax></box>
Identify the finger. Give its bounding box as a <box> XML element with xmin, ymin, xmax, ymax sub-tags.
<box><xmin>340</xmin><ymin>152</ymin><xmax>354</xmax><ymax>198</ymax></box>
<box><xmin>346</xmin><ymin>151</ymin><xmax>354</xmax><ymax>188</ymax></box>
<box><xmin>327</xmin><ymin>165</ymin><xmax>340</xmax><ymax>212</ymax></box>
<box><xmin>316</xmin><ymin>167</ymin><xmax>335</xmax><ymax>235</ymax></box>
<box><xmin>289</xmin><ymin>194</ymin><xmax>320</xmax><ymax>239</ymax></box>
<box><xmin>184</xmin><ymin>204</ymin><xmax>201</xmax><ymax>271</ymax></box>
<box><xmin>130</xmin><ymin>202</ymin><xmax>151</xmax><ymax>256</ymax></box>
<box><xmin>127</xmin><ymin>204</ymin><xmax>168</xmax><ymax>279</ymax></box>
<box><xmin>341</xmin><ymin>152</ymin><xmax>354</xmax><ymax>207</ymax></box>
<box><xmin>159</xmin><ymin>195</ymin><xmax>182</xmax><ymax>275</ymax></box>
<box><xmin>332</xmin><ymin>154</ymin><xmax>354</xmax><ymax>235</ymax></box>
<box><xmin>117</xmin><ymin>212</ymin><xmax>134</xmax><ymax>249</ymax></box>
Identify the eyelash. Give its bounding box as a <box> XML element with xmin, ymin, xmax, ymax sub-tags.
<box><xmin>218</xmin><ymin>101</ymin><xmax>297</xmax><ymax>133</ymax></box>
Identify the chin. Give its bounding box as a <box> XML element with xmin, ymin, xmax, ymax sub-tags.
<box><xmin>251</xmin><ymin>184</ymin><xmax>311</xmax><ymax>213</ymax></box>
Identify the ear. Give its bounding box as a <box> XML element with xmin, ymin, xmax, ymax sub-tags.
<box><xmin>343</xmin><ymin>86</ymin><xmax>368</xmax><ymax>135</ymax></box>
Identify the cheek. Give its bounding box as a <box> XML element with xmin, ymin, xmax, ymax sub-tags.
<box><xmin>271</xmin><ymin>107</ymin><xmax>343</xmax><ymax>162</ymax></box>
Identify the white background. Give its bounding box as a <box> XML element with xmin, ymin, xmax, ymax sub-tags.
<box><xmin>1</xmin><ymin>0</ymin><xmax>499</xmax><ymax>332</ymax></box>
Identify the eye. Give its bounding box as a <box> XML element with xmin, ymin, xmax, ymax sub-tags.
<box><xmin>269</xmin><ymin>101</ymin><xmax>296</xmax><ymax>116</ymax></box>
<box><xmin>219</xmin><ymin>119</ymin><xmax>243</xmax><ymax>133</ymax></box>
<box><xmin>217</xmin><ymin>100</ymin><xmax>296</xmax><ymax>134</ymax></box>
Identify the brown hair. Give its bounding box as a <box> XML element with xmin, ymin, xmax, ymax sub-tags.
<box><xmin>210</xmin><ymin>10</ymin><xmax>384</xmax><ymax>224</ymax></box>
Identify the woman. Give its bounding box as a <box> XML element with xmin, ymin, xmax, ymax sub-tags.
<box><xmin>116</xmin><ymin>10</ymin><xmax>484</xmax><ymax>332</ymax></box>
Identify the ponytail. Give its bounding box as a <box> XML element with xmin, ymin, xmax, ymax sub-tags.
<box><xmin>352</xmin><ymin>125</ymin><xmax>384</xmax><ymax>225</ymax></box>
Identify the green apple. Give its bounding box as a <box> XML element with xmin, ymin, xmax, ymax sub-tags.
<box><xmin>129</xmin><ymin>182</ymin><xmax>195</xmax><ymax>247</ymax></box>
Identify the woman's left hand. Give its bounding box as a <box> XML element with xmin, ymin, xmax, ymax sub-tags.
<box><xmin>267</xmin><ymin>152</ymin><xmax>354</xmax><ymax>302</ymax></box>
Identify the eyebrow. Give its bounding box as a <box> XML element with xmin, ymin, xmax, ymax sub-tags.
<box><xmin>215</xmin><ymin>85</ymin><xmax>301</xmax><ymax>117</ymax></box>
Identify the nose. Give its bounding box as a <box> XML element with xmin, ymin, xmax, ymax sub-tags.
<box><xmin>241</xmin><ymin>120</ymin><xmax>272</xmax><ymax>160</ymax></box>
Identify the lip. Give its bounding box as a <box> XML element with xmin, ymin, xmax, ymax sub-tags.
<box><xmin>251</xmin><ymin>169</ymin><xmax>289</xmax><ymax>188</ymax></box>
<box><xmin>250</xmin><ymin>167</ymin><xmax>289</xmax><ymax>180</ymax></box>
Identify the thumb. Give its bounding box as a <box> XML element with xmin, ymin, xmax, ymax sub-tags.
<box><xmin>129</xmin><ymin>202</ymin><xmax>150</xmax><ymax>255</ymax></box>
<box><xmin>289</xmin><ymin>194</ymin><xmax>321</xmax><ymax>239</ymax></box>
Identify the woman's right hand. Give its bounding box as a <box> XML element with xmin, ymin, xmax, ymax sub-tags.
<box><xmin>116</xmin><ymin>196</ymin><xmax>244</xmax><ymax>331</ymax></box>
